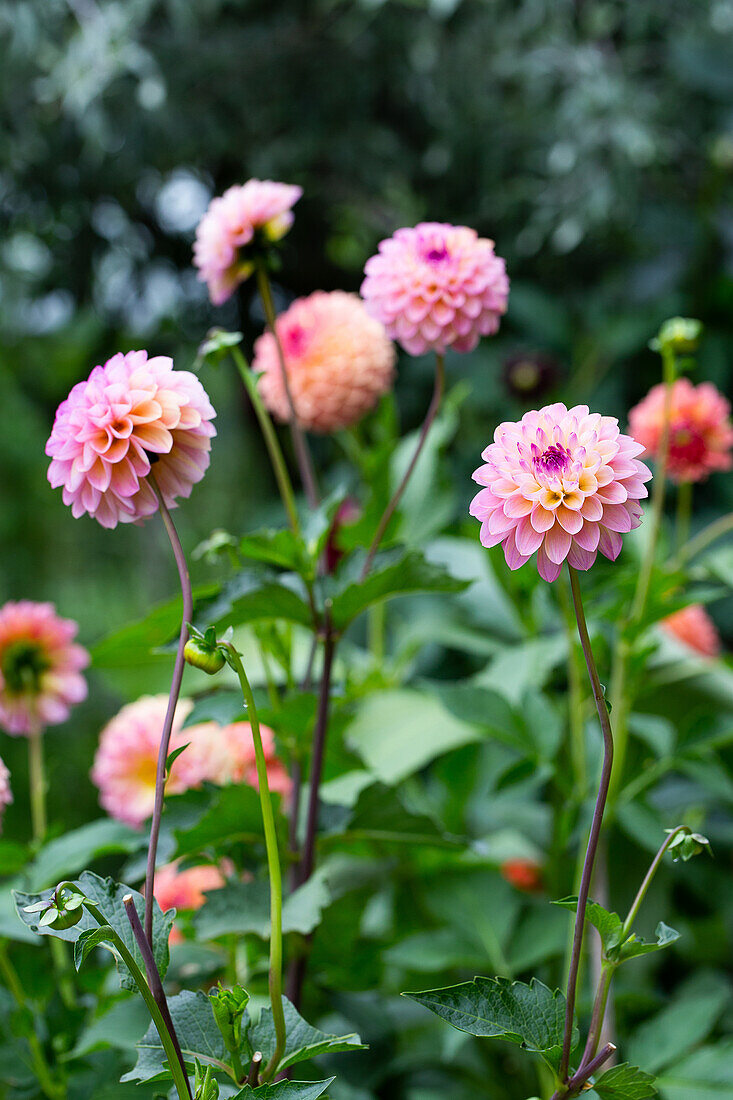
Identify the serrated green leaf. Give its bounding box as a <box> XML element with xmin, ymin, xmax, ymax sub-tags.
<box><xmin>404</xmin><ymin>976</ymin><xmax>575</xmax><ymax>1069</ymax></box>
<box><xmin>250</xmin><ymin>998</ymin><xmax>365</xmax><ymax>1071</ymax></box>
<box><xmin>592</xmin><ymin>1062</ymin><xmax>657</xmax><ymax>1098</ymax></box>
<box><xmin>616</xmin><ymin>921</ymin><xmax>680</xmax><ymax>961</ymax></box>
<box><xmin>327</xmin><ymin>547</ymin><xmax>469</xmax><ymax>630</ymax></box>
<box><xmin>74</xmin><ymin>925</ymin><xmax>118</xmax><ymax>971</ymax></box>
<box><xmin>122</xmin><ymin>990</ymin><xmax>231</xmax><ymax>1083</ymax></box>
<box><xmin>554</xmin><ymin>898</ymin><xmax>624</xmax><ymax>954</ymax></box>
<box><xmin>195</xmin><ymin>569</ymin><xmax>312</xmax><ymax>632</ymax></box>
<box><xmin>14</xmin><ymin>871</ymin><xmax>173</xmax><ymax>992</ymax></box>
<box><xmin>232</xmin><ymin>1080</ymin><xmax>335</xmax><ymax>1099</ymax></box>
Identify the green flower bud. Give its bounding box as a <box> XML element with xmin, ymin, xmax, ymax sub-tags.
<box><xmin>25</xmin><ymin>885</ymin><xmax>85</xmax><ymax>930</ymax></box>
<box><xmin>209</xmin><ymin>983</ymin><xmax>249</xmax><ymax>1054</ymax></box>
<box><xmin>194</xmin><ymin>1059</ymin><xmax>220</xmax><ymax>1099</ymax></box>
<box><xmin>184</xmin><ymin>636</ymin><xmax>226</xmax><ymax>675</ymax></box>
<box><xmin>650</xmin><ymin>317</ymin><xmax>703</xmax><ymax>357</ymax></box>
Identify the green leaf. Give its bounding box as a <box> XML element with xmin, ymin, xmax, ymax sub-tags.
<box><xmin>122</xmin><ymin>990</ymin><xmax>231</xmax><ymax>1083</ymax></box>
<box><xmin>66</xmin><ymin>996</ymin><xmax>151</xmax><ymax>1060</ymax></box>
<box><xmin>239</xmin><ymin>529</ymin><xmax>307</xmax><ymax>573</ymax></box>
<box><xmin>232</xmin><ymin>1081</ymin><xmax>335</xmax><ymax>1100</ymax></box>
<box><xmin>616</xmin><ymin>922</ymin><xmax>680</xmax><ymax>961</ymax></box>
<box><xmin>170</xmin><ymin>784</ymin><xmax>266</xmax><ymax>857</ymax></box>
<box><xmin>193</xmin><ymin>880</ymin><xmax>271</xmax><ymax>940</ymax></box>
<box><xmin>327</xmin><ymin>547</ymin><xmax>469</xmax><ymax>630</ymax></box>
<box><xmin>24</xmin><ymin>819</ymin><xmax>143</xmax><ymax>890</ymax></box>
<box><xmin>554</xmin><ymin>898</ymin><xmax>624</xmax><ymax>954</ymax></box>
<box><xmin>592</xmin><ymin>1063</ymin><xmax>657</xmax><ymax>1098</ymax></box>
<box><xmin>656</xmin><ymin>1040</ymin><xmax>733</xmax><ymax>1099</ymax></box>
<box><xmin>74</xmin><ymin>925</ymin><xmax>119</xmax><ymax>971</ymax></box>
<box><xmin>346</xmin><ymin>688</ymin><xmax>481</xmax><ymax>785</ymax></box>
<box><xmin>92</xmin><ymin>585</ymin><xmax>220</xmax><ymax>667</ymax></box>
<box><xmin>196</xmin><ymin>569</ymin><xmax>312</xmax><ymax>631</ymax></box>
<box><xmin>14</xmin><ymin>871</ymin><xmax>173</xmax><ymax>992</ymax></box>
<box><xmin>404</xmin><ymin>976</ymin><xmax>574</xmax><ymax>1069</ymax></box>
<box><xmin>250</xmin><ymin>998</ymin><xmax>366</xmax><ymax>1071</ymax></box>
<box><xmin>627</xmin><ymin>971</ymin><xmax>730</xmax><ymax>1075</ymax></box>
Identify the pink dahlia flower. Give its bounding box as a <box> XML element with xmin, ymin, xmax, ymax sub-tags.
<box><xmin>661</xmin><ymin>604</ymin><xmax>721</xmax><ymax>658</ymax></box>
<box><xmin>153</xmin><ymin>860</ymin><xmax>228</xmax><ymax>943</ymax></box>
<box><xmin>221</xmin><ymin>722</ymin><xmax>292</xmax><ymax>800</ymax></box>
<box><xmin>470</xmin><ymin>402</ymin><xmax>652</xmax><ymax>582</ymax></box>
<box><xmin>176</xmin><ymin>719</ymin><xmax>291</xmax><ymax>801</ymax></box>
<box><xmin>361</xmin><ymin>222</ymin><xmax>509</xmax><ymax>356</ymax></box>
<box><xmin>628</xmin><ymin>378</ymin><xmax>733</xmax><ymax>483</ymax></box>
<box><xmin>0</xmin><ymin>757</ymin><xmax>12</xmax><ymax>834</ymax></box>
<box><xmin>0</xmin><ymin>601</ymin><xmax>88</xmax><ymax>736</ymax></box>
<box><xmin>193</xmin><ymin>179</ymin><xmax>302</xmax><ymax>305</ymax></box>
<box><xmin>46</xmin><ymin>350</ymin><xmax>216</xmax><ymax>529</ymax></box>
<box><xmin>91</xmin><ymin>695</ymin><xmax>195</xmax><ymax>827</ymax></box>
<box><xmin>254</xmin><ymin>291</ymin><xmax>396</xmax><ymax>433</ymax></box>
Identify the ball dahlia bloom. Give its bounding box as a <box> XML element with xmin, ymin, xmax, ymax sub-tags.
<box><xmin>470</xmin><ymin>403</ymin><xmax>652</xmax><ymax>582</ymax></box>
<box><xmin>361</xmin><ymin>222</ymin><xmax>509</xmax><ymax>356</ymax></box>
<box><xmin>254</xmin><ymin>291</ymin><xmax>396</xmax><ymax>432</ymax></box>
<box><xmin>0</xmin><ymin>757</ymin><xmax>13</xmax><ymax>834</ymax></box>
<box><xmin>661</xmin><ymin>604</ymin><xmax>721</xmax><ymax>658</ymax></box>
<box><xmin>193</xmin><ymin>179</ymin><xmax>302</xmax><ymax>305</ymax></box>
<box><xmin>91</xmin><ymin>695</ymin><xmax>196</xmax><ymax>827</ymax></box>
<box><xmin>0</xmin><ymin>601</ymin><xmax>89</xmax><ymax>736</ymax></box>
<box><xmin>628</xmin><ymin>378</ymin><xmax>733</xmax><ymax>483</ymax></box>
<box><xmin>46</xmin><ymin>350</ymin><xmax>216</xmax><ymax>529</ymax></box>
<box><xmin>153</xmin><ymin>860</ymin><xmax>228</xmax><ymax>943</ymax></box>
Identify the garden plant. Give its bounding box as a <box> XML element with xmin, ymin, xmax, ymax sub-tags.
<box><xmin>1</xmin><ymin>175</ymin><xmax>732</xmax><ymax>1100</ymax></box>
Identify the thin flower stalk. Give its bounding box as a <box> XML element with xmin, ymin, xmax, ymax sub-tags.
<box><xmin>143</xmin><ymin>474</ymin><xmax>193</xmax><ymax>945</ymax></box>
<box><xmin>223</xmin><ymin>644</ymin><xmax>286</xmax><ymax>1082</ymax></box>
<box><xmin>256</xmin><ymin>263</ymin><xmax>320</xmax><ymax>509</ymax></box>
<box><xmin>361</xmin><ymin>352</ymin><xmax>445</xmax><ymax>579</ymax></box>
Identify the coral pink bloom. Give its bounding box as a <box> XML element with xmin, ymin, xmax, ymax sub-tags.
<box><xmin>193</xmin><ymin>179</ymin><xmax>302</xmax><ymax>305</ymax></box>
<box><xmin>221</xmin><ymin>722</ymin><xmax>292</xmax><ymax>801</ymax></box>
<box><xmin>0</xmin><ymin>601</ymin><xmax>88</xmax><ymax>736</ymax></box>
<box><xmin>46</xmin><ymin>350</ymin><xmax>216</xmax><ymax>529</ymax></box>
<box><xmin>470</xmin><ymin>403</ymin><xmax>652</xmax><ymax>582</ymax></box>
<box><xmin>361</xmin><ymin>222</ymin><xmax>509</xmax><ymax>356</ymax></box>
<box><xmin>628</xmin><ymin>378</ymin><xmax>733</xmax><ymax>483</ymax></box>
<box><xmin>176</xmin><ymin>720</ymin><xmax>292</xmax><ymax>801</ymax></box>
<box><xmin>255</xmin><ymin>291</ymin><xmax>396</xmax><ymax>432</ymax></box>
<box><xmin>0</xmin><ymin>757</ymin><xmax>13</xmax><ymax>833</ymax></box>
<box><xmin>153</xmin><ymin>860</ymin><xmax>228</xmax><ymax>942</ymax></box>
<box><xmin>661</xmin><ymin>604</ymin><xmax>721</xmax><ymax>658</ymax></box>
<box><xmin>91</xmin><ymin>695</ymin><xmax>195</xmax><ymax>827</ymax></box>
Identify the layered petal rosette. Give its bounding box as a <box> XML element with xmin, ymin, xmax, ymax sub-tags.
<box><xmin>470</xmin><ymin>403</ymin><xmax>652</xmax><ymax>582</ymax></box>
<box><xmin>661</xmin><ymin>604</ymin><xmax>721</xmax><ymax>658</ymax></box>
<box><xmin>254</xmin><ymin>290</ymin><xmax>396</xmax><ymax>432</ymax></box>
<box><xmin>0</xmin><ymin>601</ymin><xmax>89</xmax><ymax>736</ymax></box>
<box><xmin>193</xmin><ymin>179</ymin><xmax>302</xmax><ymax>305</ymax></box>
<box><xmin>361</xmin><ymin>222</ymin><xmax>508</xmax><ymax>356</ymax></box>
<box><xmin>46</xmin><ymin>350</ymin><xmax>216</xmax><ymax>528</ymax></box>
<box><xmin>628</xmin><ymin>378</ymin><xmax>733</xmax><ymax>483</ymax></box>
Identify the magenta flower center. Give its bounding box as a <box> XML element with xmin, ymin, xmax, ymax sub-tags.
<box><xmin>533</xmin><ymin>443</ymin><xmax>572</xmax><ymax>479</ymax></box>
<box><xmin>283</xmin><ymin>322</ymin><xmax>309</xmax><ymax>358</ymax></box>
<box><xmin>423</xmin><ymin>245</ymin><xmax>450</xmax><ymax>264</ymax></box>
<box><xmin>669</xmin><ymin>424</ymin><xmax>706</xmax><ymax>467</ymax></box>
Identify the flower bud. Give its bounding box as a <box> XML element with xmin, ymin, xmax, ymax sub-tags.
<box><xmin>209</xmin><ymin>983</ymin><xmax>249</xmax><ymax>1054</ymax></box>
<box><xmin>194</xmin><ymin>1059</ymin><xmax>220</xmax><ymax>1100</ymax></box>
<box><xmin>651</xmin><ymin>317</ymin><xmax>702</xmax><ymax>357</ymax></box>
<box><xmin>184</xmin><ymin>626</ymin><xmax>226</xmax><ymax>675</ymax></box>
<box><xmin>25</xmin><ymin>884</ymin><xmax>85</xmax><ymax>930</ymax></box>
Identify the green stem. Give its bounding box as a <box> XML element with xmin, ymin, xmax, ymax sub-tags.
<box><xmin>224</xmin><ymin>646</ymin><xmax>286</xmax><ymax>1082</ymax></box>
<box><xmin>678</xmin><ymin>510</ymin><xmax>733</xmax><ymax>565</ymax></box>
<box><xmin>255</xmin><ymin>263</ymin><xmax>320</xmax><ymax>509</ymax></box>
<box><xmin>79</xmin><ymin>898</ymin><xmax>191</xmax><ymax>1100</ymax></box>
<box><xmin>28</xmin><ymin>727</ymin><xmax>47</xmax><ymax>841</ymax></box>
<box><xmin>0</xmin><ymin>940</ymin><xmax>65</xmax><ymax>1099</ymax></box>
<box><xmin>231</xmin><ymin>346</ymin><xmax>300</xmax><ymax>537</ymax></box>
<box><xmin>675</xmin><ymin>481</ymin><xmax>692</xmax><ymax>554</ymax></box>
<box><xmin>559</xmin><ymin>573</ymin><xmax>587</xmax><ymax>794</ymax></box>
<box><xmin>621</xmin><ymin>825</ymin><xmax>688</xmax><ymax>937</ymax></box>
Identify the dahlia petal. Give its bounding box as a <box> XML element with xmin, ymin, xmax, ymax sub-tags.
<box><xmin>598</xmin><ymin>527</ymin><xmax>623</xmax><ymax>561</ymax></box>
<box><xmin>544</xmin><ymin>524</ymin><xmax>572</xmax><ymax>565</ymax></box>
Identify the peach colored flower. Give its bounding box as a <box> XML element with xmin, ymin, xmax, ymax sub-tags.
<box><xmin>193</xmin><ymin>179</ymin><xmax>302</xmax><ymax>305</ymax></box>
<box><xmin>254</xmin><ymin>291</ymin><xmax>396</xmax><ymax>432</ymax></box>
<box><xmin>91</xmin><ymin>695</ymin><xmax>195</xmax><ymax>827</ymax></box>
<box><xmin>501</xmin><ymin>858</ymin><xmax>543</xmax><ymax>893</ymax></box>
<box><xmin>0</xmin><ymin>757</ymin><xmax>12</xmax><ymax>834</ymax></box>
<box><xmin>177</xmin><ymin>720</ymin><xmax>291</xmax><ymax>801</ymax></box>
<box><xmin>361</xmin><ymin>222</ymin><xmax>508</xmax><ymax>356</ymax></box>
<box><xmin>470</xmin><ymin>402</ymin><xmax>652</xmax><ymax>582</ymax></box>
<box><xmin>46</xmin><ymin>350</ymin><xmax>216</xmax><ymax>529</ymax></box>
<box><xmin>152</xmin><ymin>860</ymin><xmax>228</xmax><ymax>944</ymax></box>
<box><xmin>0</xmin><ymin>601</ymin><xmax>88</xmax><ymax>736</ymax></box>
<box><xmin>661</xmin><ymin>604</ymin><xmax>721</xmax><ymax>658</ymax></box>
<box><xmin>628</xmin><ymin>378</ymin><xmax>733</xmax><ymax>483</ymax></box>
<box><xmin>221</xmin><ymin>722</ymin><xmax>292</xmax><ymax>801</ymax></box>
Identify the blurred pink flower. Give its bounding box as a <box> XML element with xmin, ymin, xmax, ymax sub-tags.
<box><xmin>470</xmin><ymin>402</ymin><xmax>652</xmax><ymax>582</ymax></box>
<box><xmin>0</xmin><ymin>757</ymin><xmax>13</xmax><ymax>833</ymax></box>
<box><xmin>254</xmin><ymin>291</ymin><xmax>395</xmax><ymax>432</ymax></box>
<box><xmin>153</xmin><ymin>860</ymin><xmax>228</xmax><ymax>942</ymax></box>
<box><xmin>93</xmin><ymin>700</ymin><xmax>292</xmax><ymax>827</ymax></box>
<box><xmin>193</xmin><ymin>179</ymin><xmax>302</xmax><ymax>305</ymax></box>
<box><xmin>361</xmin><ymin>222</ymin><xmax>508</xmax><ymax>356</ymax></box>
<box><xmin>0</xmin><ymin>601</ymin><xmax>88</xmax><ymax>736</ymax></box>
<box><xmin>46</xmin><ymin>350</ymin><xmax>216</xmax><ymax>529</ymax></box>
<box><xmin>91</xmin><ymin>695</ymin><xmax>195</xmax><ymax>827</ymax></box>
<box><xmin>661</xmin><ymin>604</ymin><xmax>721</xmax><ymax>658</ymax></box>
<box><xmin>628</xmin><ymin>378</ymin><xmax>733</xmax><ymax>483</ymax></box>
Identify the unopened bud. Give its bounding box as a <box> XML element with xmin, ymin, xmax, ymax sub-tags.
<box><xmin>184</xmin><ymin>625</ymin><xmax>226</xmax><ymax>675</ymax></box>
<box><xmin>209</xmin><ymin>983</ymin><xmax>249</xmax><ymax>1054</ymax></box>
<box><xmin>25</xmin><ymin>884</ymin><xmax>85</xmax><ymax>930</ymax></box>
<box><xmin>651</xmin><ymin>317</ymin><xmax>702</xmax><ymax>357</ymax></box>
